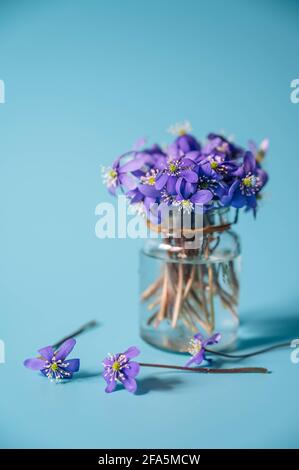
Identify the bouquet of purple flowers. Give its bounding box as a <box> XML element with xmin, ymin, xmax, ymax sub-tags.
<box><xmin>102</xmin><ymin>122</ymin><xmax>269</xmax><ymax>349</ymax></box>
<box><xmin>102</xmin><ymin>122</ymin><xmax>268</xmax><ymax>217</ymax></box>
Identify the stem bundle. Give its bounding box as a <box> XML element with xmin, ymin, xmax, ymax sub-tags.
<box><xmin>141</xmin><ymin>213</ymin><xmax>239</xmax><ymax>337</ymax></box>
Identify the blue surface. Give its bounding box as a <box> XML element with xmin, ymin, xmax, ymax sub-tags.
<box><xmin>0</xmin><ymin>0</ymin><xmax>299</xmax><ymax>449</ymax></box>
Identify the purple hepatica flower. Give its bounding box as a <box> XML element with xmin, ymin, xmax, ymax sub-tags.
<box><xmin>222</xmin><ymin>151</ymin><xmax>268</xmax><ymax>211</ymax></box>
<box><xmin>138</xmin><ymin>168</ymin><xmax>162</xmax><ymax>199</ymax></box>
<box><xmin>102</xmin><ymin>346</ymin><xmax>140</xmax><ymax>393</ymax></box>
<box><xmin>174</xmin><ymin>180</ymin><xmax>213</xmax><ymax>214</ymax></box>
<box><xmin>24</xmin><ymin>338</ymin><xmax>80</xmax><ymax>383</ymax></box>
<box><xmin>167</xmin><ymin>121</ymin><xmax>201</xmax><ymax>153</ymax></box>
<box><xmin>202</xmin><ymin>133</ymin><xmax>244</xmax><ymax>161</ymax></box>
<box><xmin>134</xmin><ymin>144</ymin><xmax>167</xmax><ymax>172</ymax></box>
<box><xmin>199</xmin><ymin>152</ymin><xmax>237</xmax><ymax>181</ymax></box>
<box><xmin>125</xmin><ymin>171</ymin><xmax>161</xmax><ymax>220</ymax></box>
<box><xmin>185</xmin><ymin>332</ymin><xmax>221</xmax><ymax>366</ymax></box>
<box><xmin>193</xmin><ymin>165</ymin><xmax>228</xmax><ymax>201</ymax></box>
<box><xmin>129</xmin><ymin>146</ymin><xmax>168</xmax><ymax>200</ymax></box>
<box><xmin>155</xmin><ymin>155</ymin><xmax>198</xmax><ymax>194</ymax></box>
<box><xmin>170</xmin><ymin>133</ymin><xmax>201</xmax><ymax>154</ymax></box>
<box><xmin>127</xmin><ymin>177</ymin><xmax>165</xmax><ymax>224</ymax></box>
<box><xmin>126</xmin><ymin>186</ymin><xmax>159</xmax><ymax>217</ymax></box>
<box><xmin>176</xmin><ymin>162</ymin><xmax>230</xmax><ymax>209</ymax></box>
<box><xmin>102</xmin><ymin>153</ymin><xmax>146</xmax><ymax>195</ymax></box>
<box><xmin>248</xmin><ymin>138</ymin><xmax>269</xmax><ymax>164</ymax></box>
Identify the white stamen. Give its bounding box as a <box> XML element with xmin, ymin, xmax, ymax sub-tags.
<box><xmin>167</xmin><ymin>121</ymin><xmax>192</xmax><ymax>136</ymax></box>
<box><xmin>101</xmin><ymin>166</ymin><xmax>118</xmax><ymax>188</ymax></box>
<box><xmin>173</xmin><ymin>199</ymin><xmax>194</xmax><ymax>214</ymax></box>
<box><xmin>188</xmin><ymin>338</ymin><xmax>202</xmax><ymax>356</ymax></box>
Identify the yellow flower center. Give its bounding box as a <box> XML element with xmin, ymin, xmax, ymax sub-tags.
<box><xmin>169</xmin><ymin>163</ymin><xmax>177</xmax><ymax>174</ymax></box>
<box><xmin>243</xmin><ymin>176</ymin><xmax>252</xmax><ymax>187</ymax></box>
<box><xmin>112</xmin><ymin>361</ymin><xmax>121</xmax><ymax>372</ymax></box>
<box><xmin>188</xmin><ymin>338</ymin><xmax>202</xmax><ymax>356</ymax></box>
<box><xmin>178</xmin><ymin>129</ymin><xmax>186</xmax><ymax>136</ymax></box>
<box><xmin>51</xmin><ymin>362</ymin><xmax>58</xmax><ymax>371</ymax></box>
<box><xmin>109</xmin><ymin>170</ymin><xmax>117</xmax><ymax>178</ymax></box>
<box><xmin>147</xmin><ymin>176</ymin><xmax>156</xmax><ymax>185</ymax></box>
<box><xmin>210</xmin><ymin>161</ymin><xmax>218</xmax><ymax>170</ymax></box>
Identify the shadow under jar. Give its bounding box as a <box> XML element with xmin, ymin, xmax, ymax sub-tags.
<box><xmin>139</xmin><ymin>207</ymin><xmax>241</xmax><ymax>352</ymax></box>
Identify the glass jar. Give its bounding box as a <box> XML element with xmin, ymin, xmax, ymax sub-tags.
<box><xmin>139</xmin><ymin>207</ymin><xmax>241</xmax><ymax>352</ymax></box>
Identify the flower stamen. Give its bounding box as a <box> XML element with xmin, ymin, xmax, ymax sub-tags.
<box><xmin>140</xmin><ymin>169</ymin><xmax>158</xmax><ymax>186</ymax></box>
<box><xmin>101</xmin><ymin>166</ymin><xmax>118</xmax><ymax>188</ymax></box>
<box><xmin>167</xmin><ymin>121</ymin><xmax>192</xmax><ymax>136</ymax></box>
<box><xmin>240</xmin><ymin>173</ymin><xmax>261</xmax><ymax>196</ymax></box>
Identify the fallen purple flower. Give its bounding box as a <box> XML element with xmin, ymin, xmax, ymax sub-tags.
<box><xmin>24</xmin><ymin>338</ymin><xmax>80</xmax><ymax>383</ymax></box>
<box><xmin>186</xmin><ymin>332</ymin><xmax>222</xmax><ymax>366</ymax></box>
<box><xmin>102</xmin><ymin>346</ymin><xmax>140</xmax><ymax>393</ymax></box>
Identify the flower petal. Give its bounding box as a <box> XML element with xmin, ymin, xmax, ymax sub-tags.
<box><xmin>144</xmin><ymin>196</ymin><xmax>156</xmax><ymax>210</ymax></box>
<box><xmin>130</xmin><ymin>191</ymin><xmax>144</xmax><ymax>204</ymax></box>
<box><xmin>42</xmin><ymin>368</ymin><xmax>74</xmax><ymax>380</ymax></box>
<box><xmin>112</xmin><ymin>156</ymin><xmax>121</xmax><ymax>170</ymax></box>
<box><xmin>184</xmin><ymin>182</ymin><xmax>196</xmax><ymax>199</ymax></box>
<box><xmin>102</xmin><ymin>357</ymin><xmax>114</xmax><ymax>367</ymax></box>
<box><xmin>155</xmin><ymin>173</ymin><xmax>168</xmax><ymax>190</ymax></box>
<box><xmin>125</xmin><ymin>361</ymin><xmax>140</xmax><ymax>378</ymax></box>
<box><xmin>233</xmin><ymin>165</ymin><xmax>245</xmax><ymax>178</ymax></box>
<box><xmin>108</xmin><ymin>185</ymin><xmax>117</xmax><ymax>196</ymax></box>
<box><xmin>175</xmin><ymin>177</ymin><xmax>184</xmax><ymax>197</ymax></box>
<box><xmin>246</xmin><ymin>195</ymin><xmax>257</xmax><ymax>209</ymax></box>
<box><xmin>40</xmin><ymin>368</ymin><xmax>74</xmax><ymax>380</ymax></box>
<box><xmin>123</xmin><ymin>346</ymin><xmax>140</xmax><ymax>359</ymax></box>
<box><xmin>203</xmin><ymin>333</ymin><xmax>222</xmax><ymax>346</ymax></box>
<box><xmin>40</xmin><ymin>368</ymin><xmax>51</xmax><ymax>378</ymax></box>
<box><xmin>176</xmin><ymin>135</ymin><xmax>200</xmax><ymax>153</ymax></box>
<box><xmin>257</xmin><ymin>168</ymin><xmax>268</xmax><ymax>186</ymax></box>
<box><xmin>38</xmin><ymin>346</ymin><xmax>54</xmax><ymax>361</ymax></box>
<box><xmin>180</xmin><ymin>170</ymin><xmax>198</xmax><ymax>183</ymax></box>
<box><xmin>185</xmin><ymin>355</ymin><xmax>197</xmax><ymax>367</ymax></box>
<box><xmin>155</xmin><ymin>159</ymin><xmax>168</xmax><ymax>171</ymax></box>
<box><xmin>138</xmin><ymin>184</ymin><xmax>160</xmax><ymax>198</ymax></box>
<box><xmin>231</xmin><ymin>189</ymin><xmax>246</xmax><ymax>208</ymax></box>
<box><xmin>192</xmin><ymin>350</ymin><xmax>205</xmax><ymax>365</ymax></box>
<box><xmin>105</xmin><ymin>379</ymin><xmax>117</xmax><ymax>393</ymax></box>
<box><xmin>167</xmin><ymin>175</ymin><xmax>177</xmax><ymax>194</ymax></box>
<box><xmin>190</xmin><ymin>189</ymin><xmax>213</xmax><ymax>204</ymax></box>
<box><xmin>119</xmin><ymin>173</ymin><xmax>137</xmax><ymax>190</ymax></box>
<box><xmin>64</xmin><ymin>358</ymin><xmax>80</xmax><ymax>373</ymax></box>
<box><xmin>120</xmin><ymin>158</ymin><xmax>145</xmax><ymax>173</ymax></box>
<box><xmin>184</xmin><ymin>151</ymin><xmax>201</xmax><ymax>162</ymax></box>
<box><xmin>24</xmin><ymin>358</ymin><xmax>46</xmax><ymax>371</ymax></box>
<box><xmin>228</xmin><ymin>179</ymin><xmax>239</xmax><ymax>196</ymax></box>
<box><xmin>194</xmin><ymin>332</ymin><xmax>205</xmax><ymax>341</ymax></box>
<box><xmin>54</xmin><ymin>338</ymin><xmax>76</xmax><ymax>361</ymax></box>
<box><xmin>121</xmin><ymin>376</ymin><xmax>137</xmax><ymax>393</ymax></box>
<box><xmin>244</xmin><ymin>151</ymin><xmax>256</xmax><ymax>174</ymax></box>
<box><xmin>167</xmin><ymin>142</ymin><xmax>180</xmax><ymax>159</ymax></box>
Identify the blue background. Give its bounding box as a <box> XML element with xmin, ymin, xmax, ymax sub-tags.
<box><xmin>0</xmin><ymin>0</ymin><xmax>299</xmax><ymax>448</ymax></box>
